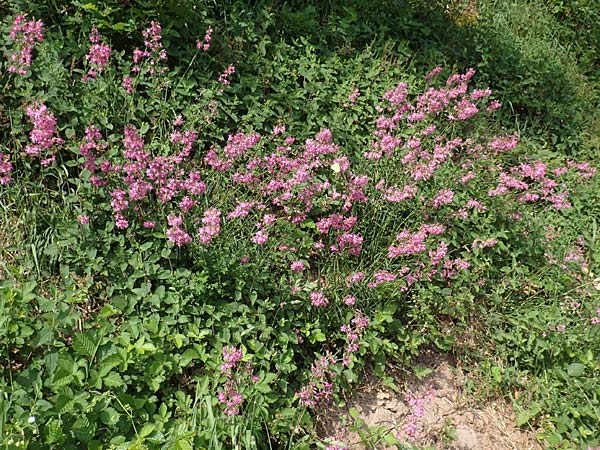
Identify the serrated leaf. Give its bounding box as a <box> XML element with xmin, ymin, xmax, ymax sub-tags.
<box><xmin>73</xmin><ymin>333</ymin><xmax>96</xmax><ymax>358</ymax></box>
<box><xmin>45</xmin><ymin>418</ymin><xmax>63</xmax><ymax>444</ymax></box>
<box><xmin>175</xmin><ymin>439</ymin><xmax>193</xmax><ymax>450</ymax></box>
<box><xmin>102</xmin><ymin>371</ymin><xmax>123</xmax><ymax>387</ymax></box>
<box><xmin>98</xmin><ymin>354</ymin><xmax>122</xmax><ymax>377</ymax></box>
<box><xmin>52</xmin><ymin>370</ymin><xmax>73</xmax><ymax>388</ymax></box>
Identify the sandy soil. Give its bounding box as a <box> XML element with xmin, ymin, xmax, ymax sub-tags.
<box><xmin>317</xmin><ymin>351</ymin><xmax>543</xmax><ymax>449</ymax></box>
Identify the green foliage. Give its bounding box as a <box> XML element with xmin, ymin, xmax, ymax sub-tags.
<box><xmin>0</xmin><ymin>1</ymin><xmax>599</xmax><ymax>449</ymax></box>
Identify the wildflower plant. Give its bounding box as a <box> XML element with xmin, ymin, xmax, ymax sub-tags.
<box><xmin>0</xmin><ymin>3</ymin><xmax>599</xmax><ymax>449</ymax></box>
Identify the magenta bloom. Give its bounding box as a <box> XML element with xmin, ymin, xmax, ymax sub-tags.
<box><xmin>196</xmin><ymin>26</ymin><xmax>213</xmax><ymax>51</ymax></box>
<box><xmin>7</xmin><ymin>14</ymin><xmax>44</xmax><ymax>75</ymax></box>
<box><xmin>84</xmin><ymin>28</ymin><xmax>111</xmax><ymax>79</ymax></box>
<box><xmin>221</xmin><ymin>346</ymin><xmax>243</xmax><ymax>371</ymax></box>
<box><xmin>251</xmin><ymin>229</ymin><xmax>269</xmax><ymax>245</ymax></box>
<box><xmin>0</xmin><ymin>153</ymin><xmax>13</xmax><ymax>185</ymax></box>
<box><xmin>310</xmin><ymin>291</ymin><xmax>329</xmax><ymax>307</ymax></box>
<box><xmin>24</xmin><ymin>102</ymin><xmax>62</xmax><ymax>162</ymax></box>
<box><xmin>290</xmin><ymin>261</ymin><xmax>304</xmax><ymax>272</ymax></box>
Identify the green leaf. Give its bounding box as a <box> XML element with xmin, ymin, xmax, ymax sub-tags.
<box><xmin>175</xmin><ymin>439</ymin><xmax>193</xmax><ymax>450</ymax></box>
<box><xmin>255</xmin><ymin>373</ymin><xmax>277</xmax><ymax>393</ymax></box>
<box><xmin>99</xmin><ymin>407</ymin><xmax>120</xmax><ymax>426</ymax></box>
<box><xmin>44</xmin><ymin>244</ymin><xmax>59</xmax><ymax>256</ymax></box>
<box><xmin>73</xmin><ymin>333</ymin><xmax>96</xmax><ymax>358</ymax></box>
<box><xmin>566</xmin><ymin>363</ymin><xmax>585</xmax><ymax>377</ymax></box>
<box><xmin>138</xmin><ymin>424</ymin><xmax>155</xmax><ymax>438</ymax></box>
<box><xmin>180</xmin><ymin>348</ymin><xmax>199</xmax><ymax>367</ymax></box>
<box><xmin>98</xmin><ymin>354</ymin><xmax>122</xmax><ymax>377</ymax></box>
<box><xmin>414</xmin><ymin>366</ymin><xmax>433</xmax><ymax>380</ymax></box>
<box><xmin>491</xmin><ymin>366</ymin><xmax>503</xmax><ymax>383</ymax></box>
<box><xmin>102</xmin><ymin>371</ymin><xmax>123</xmax><ymax>387</ymax></box>
<box><xmin>45</xmin><ymin>418</ymin><xmax>63</xmax><ymax>444</ymax></box>
<box><xmin>515</xmin><ymin>410</ymin><xmax>531</xmax><ymax>426</ymax></box>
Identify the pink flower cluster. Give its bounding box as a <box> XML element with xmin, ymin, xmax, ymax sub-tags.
<box><xmin>198</xmin><ymin>208</ymin><xmax>221</xmax><ymax>245</ymax></box>
<box><xmin>166</xmin><ymin>213</ymin><xmax>192</xmax><ymax>246</ymax></box>
<box><xmin>217</xmin><ymin>346</ymin><xmax>245</xmax><ymax>416</ymax></box>
<box><xmin>83</xmin><ymin>28</ymin><xmax>111</xmax><ymax>80</ymax></box>
<box><xmin>0</xmin><ymin>153</ymin><xmax>13</xmax><ymax>185</ymax></box>
<box><xmin>343</xmin><ymin>87</ymin><xmax>361</xmax><ymax>107</ymax></box>
<box><xmin>80</xmin><ymin>124</ymin><xmax>216</xmax><ymax>239</ymax></box>
<box><xmin>290</xmin><ymin>260</ymin><xmax>305</xmax><ymax>272</ymax></box>
<box><xmin>296</xmin><ymin>352</ymin><xmax>337</xmax><ymax>407</ymax></box>
<box><xmin>132</xmin><ymin>21</ymin><xmax>167</xmax><ymax>74</ymax></box>
<box><xmin>218</xmin><ymin>64</ymin><xmax>235</xmax><ymax>86</ymax></box>
<box><xmin>7</xmin><ymin>14</ymin><xmax>44</xmax><ymax>75</ymax></box>
<box><xmin>310</xmin><ymin>291</ymin><xmax>329</xmax><ymax>307</ymax></box>
<box><xmin>396</xmin><ymin>388</ymin><xmax>435</xmax><ymax>442</ymax></box>
<box><xmin>24</xmin><ymin>102</ymin><xmax>62</xmax><ymax>166</ymax></box>
<box><xmin>206</xmin><ymin>131</ymin><xmax>260</xmax><ymax>171</ymax></box>
<box><xmin>204</xmin><ymin>127</ymin><xmax>368</xmax><ymax>249</ymax></box>
<box><xmin>196</xmin><ymin>26</ymin><xmax>213</xmax><ymax>51</ymax></box>
<box><xmin>388</xmin><ymin>224</ymin><xmax>446</xmax><ymax>258</ymax></box>
<box><xmin>340</xmin><ymin>310</ymin><xmax>370</xmax><ymax>366</ymax></box>
<box><xmin>487</xmin><ymin>158</ymin><xmax>595</xmax><ymax>210</ymax></box>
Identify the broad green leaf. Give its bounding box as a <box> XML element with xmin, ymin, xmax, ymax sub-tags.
<box><xmin>73</xmin><ymin>333</ymin><xmax>96</xmax><ymax>358</ymax></box>
<box><xmin>567</xmin><ymin>362</ymin><xmax>585</xmax><ymax>377</ymax></box>
<box><xmin>102</xmin><ymin>371</ymin><xmax>123</xmax><ymax>387</ymax></box>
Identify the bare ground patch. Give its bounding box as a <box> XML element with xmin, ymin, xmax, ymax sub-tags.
<box><xmin>317</xmin><ymin>351</ymin><xmax>542</xmax><ymax>449</ymax></box>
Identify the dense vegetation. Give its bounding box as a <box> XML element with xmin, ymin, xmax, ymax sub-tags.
<box><xmin>1</xmin><ymin>1</ymin><xmax>598</xmax><ymax>449</ymax></box>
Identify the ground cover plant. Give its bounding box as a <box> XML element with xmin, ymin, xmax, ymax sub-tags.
<box><xmin>0</xmin><ymin>1</ymin><xmax>599</xmax><ymax>449</ymax></box>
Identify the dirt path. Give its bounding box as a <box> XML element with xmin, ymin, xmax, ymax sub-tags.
<box><xmin>318</xmin><ymin>352</ymin><xmax>542</xmax><ymax>449</ymax></box>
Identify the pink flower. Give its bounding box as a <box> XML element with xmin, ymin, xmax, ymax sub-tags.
<box><xmin>0</xmin><ymin>153</ymin><xmax>13</xmax><ymax>185</ymax></box>
<box><xmin>290</xmin><ymin>261</ymin><xmax>304</xmax><ymax>272</ymax></box>
<box><xmin>221</xmin><ymin>346</ymin><xmax>243</xmax><ymax>371</ymax></box>
<box><xmin>227</xmin><ymin>201</ymin><xmax>255</xmax><ymax>220</ymax></box>
<box><xmin>132</xmin><ymin>21</ymin><xmax>167</xmax><ymax>74</ymax></box>
<box><xmin>487</xmin><ymin>100</ymin><xmax>502</xmax><ymax>111</ymax></box>
<box><xmin>173</xmin><ymin>114</ymin><xmax>185</xmax><ymax>126</ymax></box>
<box><xmin>84</xmin><ymin>28</ymin><xmax>111</xmax><ymax>79</ymax></box>
<box><xmin>345</xmin><ymin>272</ymin><xmax>365</xmax><ymax>285</ymax></box>
<box><xmin>198</xmin><ymin>208</ymin><xmax>221</xmax><ymax>245</ymax></box>
<box><xmin>114</xmin><ymin>213</ymin><xmax>129</xmax><ymax>229</ymax></box>
<box><xmin>368</xmin><ymin>270</ymin><xmax>397</xmax><ymax>288</ymax></box>
<box><xmin>121</xmin><ymin>76</ymin><xmax>134</xmax><ymax>93</ymax></box>
<box><xmin>310</xmin><ymin>291</ymin><xmax>329</xmax><ymax>307</ymax></box>
<box><xmin>344</xmin><ymin>88</ymin><xmax>361</xmax><ymax>107</ymax></box>
<box><xmin>196</xmin><ymin>26</ymin><xmax>213</xmax><ymax>51</ymax></box>
<box><xmin>432</xmin><ymin>189</ymin><xmax>454</xmax><ymax>208</ymax></box>
<box><xmin>425</xmin><ymin>66</ymin><xmax>443</xmax><ymax>81</ymax></box>
<box><xmin>336</xmin><ymin>233</ymin><xmax>363</xmax><ymax>255</ymax></box>
<box><xmin>166</xmin><ymin>226</ymin><xmax>192</xmax><ymax>246</ymax></box>
<box><xmin>251</xmin><ymin>229</ymin><xmax>269</xmax><ymax>245</ymax></box>
<box><xmin>218</xmin><ymin>64</ymin><xmax>235</xmax><ymax>86</ymax></box>
<box><xmin>77</xmin><ymin>215</ymin><xmax>90</xmax><ymax>225</ymax></box>
<box><xmin>24</xmin><ymin>102</ymin><xmax>63</xmax><ymax>160</ymax></box>
<box><xmin>7</xmin><ymin>14</ymin><xmax>44</xmax><ymax>75</ymax></box>
<box><xmin>272</xmin><ymin>124</ymin><xmax>286</xmax><ymax>135</ymax></box>
<box><xmin>343</xmin><ymin>295</ymin><xmax>356</xmax><ymax>306</ymax></box>
<box><xmin>488</xmin><ymin>134</ymin><xmax>518</xmax><ymax>153</ymax></box>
